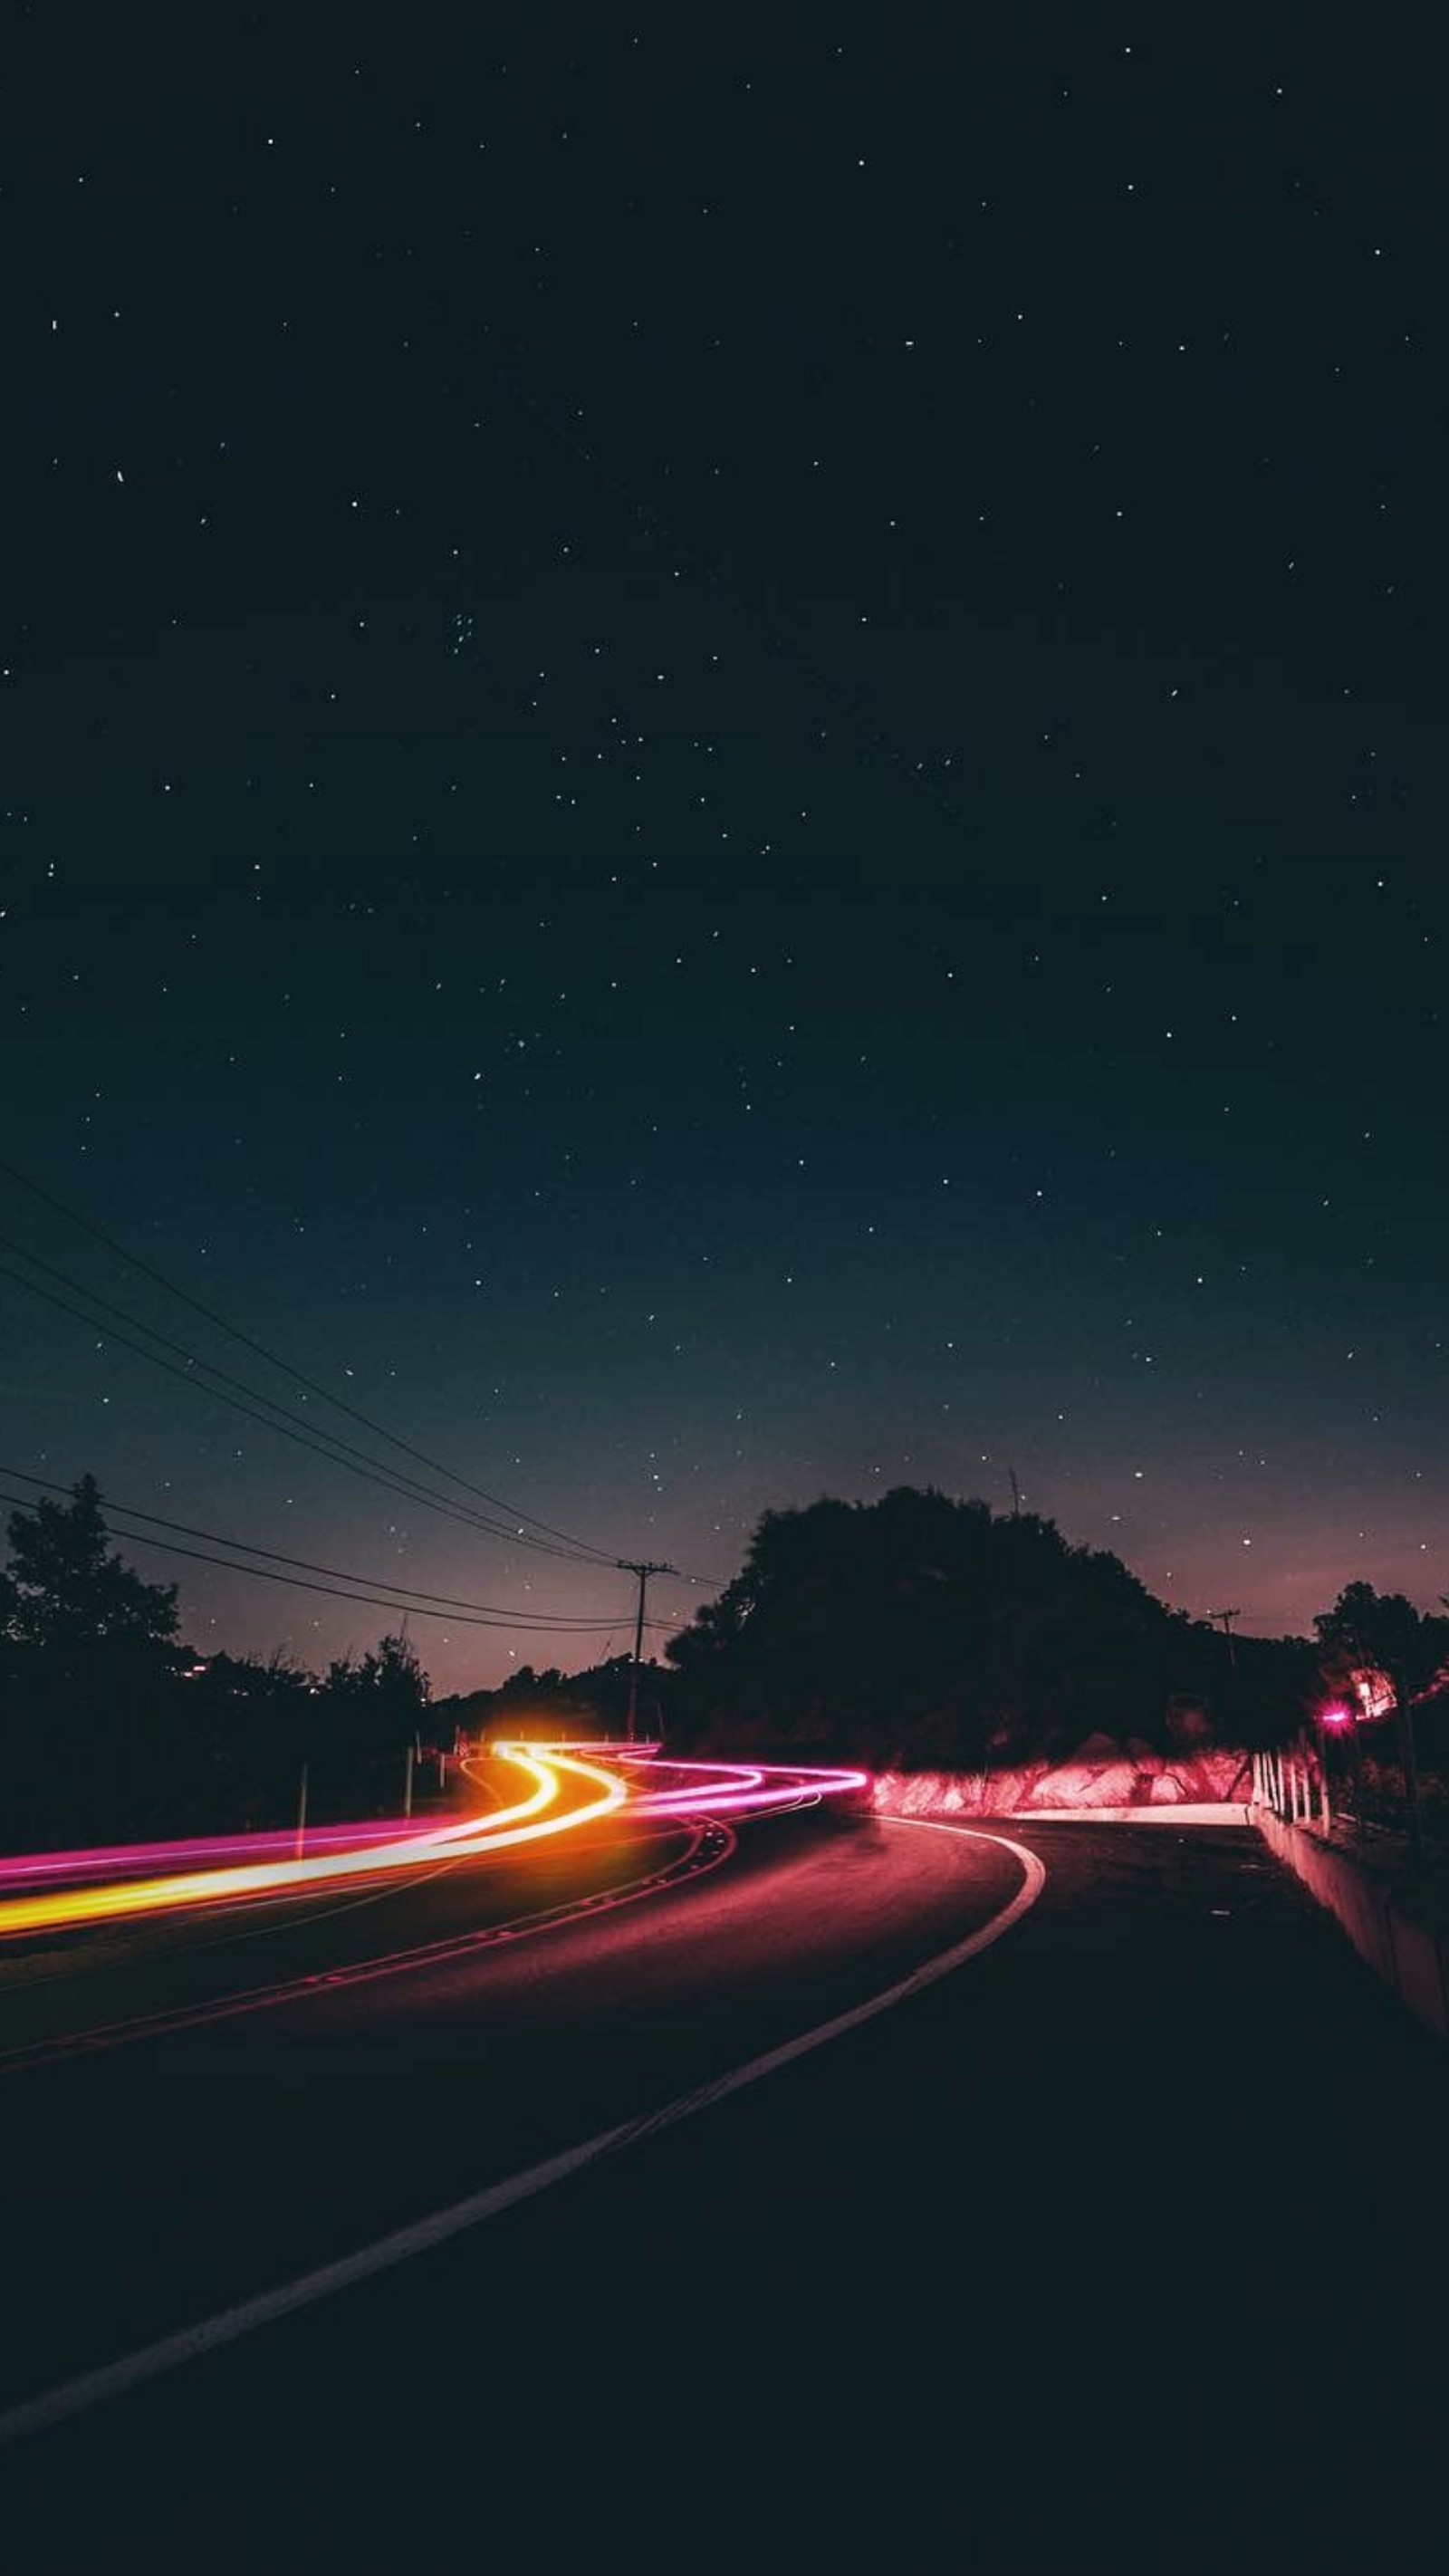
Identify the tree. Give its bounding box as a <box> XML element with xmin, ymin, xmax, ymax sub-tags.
<box><xmin>321</xmin><ymin>1629</ymin><xmax>431</xmax><ymax>1767</ymax></box>
<box><xmin>1315</xmin><ymin>1582</ymin><xmax>1449</xmax><ymax>1861</ymax></box>
<box><xmin>0</xmin><ymin>1475</ymin><xmax>187</xmax><ymax>1845</ymax></box>
<box><xmin>430</xmin><ymin>1654</ymin><xmax>662</xmax><ymax>1747</ymax></box>
<box><xmin>187</xmin><ymin>1648</ymin><xmax>318</xmax><ymax>1827</ymax></box>
<box><xmin>664</xmin><ymin>1485</ymin><xmax>1282</xmax><ymax>1769</ymax></box>
<box><xmin>1</xmin><ymin>1474</ymin><xmax>180</xmax><ymax>1666</ymax></box>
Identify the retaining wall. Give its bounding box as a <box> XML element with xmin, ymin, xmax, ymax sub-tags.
<box><xmin>872</xmin><ymin>1748</ymin><xmax>1251</xmax><ymax>1819</ymax></box>
<box><xmin>1253</xmin><ymin>1806</ymin><xmax>1449</xmax><ymax>2043</ymax></box>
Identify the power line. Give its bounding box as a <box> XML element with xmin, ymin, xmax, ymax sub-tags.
<box><xmin>0</xmin><ymin>1222</ymin><xmax>727</xmax><ymax>1600</ymax></box>
<box><xmin>0</xmin><ymin>1485</ymin><xmax>671</xmax><ymax>1638</ymax></box>
<box><xmin>2</xmin><ymin>343</ymin><xmax>970</xmax><ymax>1616</ymax></box>
<box><xmin>1208</xmin><ymin>1606</ymin><xmax>1242</xmax><ymax>1676</ymax></box>
<box><xmin>0</xmin><ymin>1468</ymin><xmax>640</xmax><ymax>1629</ymax></box>
<box><xmin>0</xmin><ymin>1157</ymin><xmax>622</xmax><ymax>1567</ymax></box>
<box><xmin>618</xmin><ymin>1559</ymin><xmax>677</xmax><ymax>1743</ymax></box>
<box><xmin>0</xmin><ymin>1249</ymin><xmax>612</xmax><ymax>1565</ymax></box>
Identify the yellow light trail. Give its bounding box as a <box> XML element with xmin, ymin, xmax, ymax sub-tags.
<box><xmin>0</xmin><ymin>1742</ymin><xmax>627</xmax><ymax>1941</ymax></box>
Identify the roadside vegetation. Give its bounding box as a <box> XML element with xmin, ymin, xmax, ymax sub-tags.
<box><xmin>5</xmin><ymin>1475</ymin><xmax>1445</xmax><ymax>1850</ymax></box>
<box><xmin>0</xmin><ymin>1475</ymin><xmax>432</xmax><ymax>1852</ymax></box>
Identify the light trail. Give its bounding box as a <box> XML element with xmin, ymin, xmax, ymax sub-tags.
<box><xmin>0</xmin><ymin>1822</ymin><xmax>737</xmax><ymax>2078</ymax></box>
<box><xmin>0</xmin><ymin>1812</ymin><xmax>1046</xmax><ymax>2455</ymax></box>
<box><xmin>638</xmin><ymin>1759</ymin><xmax>868</xmax><ymax>1817</ymax></box>
<box><xmin>0</xmin><ymin>1818</ymin><xmax>441</xmax><ymax>1894</ymax></box>
<box><xmin>0</xmin><ymin>1744</ymin><xmax>624</xmax><ymax>1941</ymax></box>
<box><xmin>544</xmin><ymin>1747</ymin><xmax>869</xmax><ymax>1820</ymax></box>
<box><xmin>0</xmin><ymin>1747</ymin><xmax>868</xmax><ymax>1943</ymax></box>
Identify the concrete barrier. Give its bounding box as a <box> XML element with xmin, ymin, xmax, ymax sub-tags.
<box><xmin>1001</xmin><ymin>1802</ymin><xmax>1252</xmax><ymax>1826</ymax></box>
<box><xmin>1253</xmin><ymin>1806</ymin><xmax>1449</xmax><ymax>2042</ymax></box>
<box><xmin>872</xmin><ymin>1751</ymin><xmax>1252</xmax><ymax>1821</ymax></box>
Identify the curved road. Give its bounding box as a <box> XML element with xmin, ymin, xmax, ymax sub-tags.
<box><xmin>0</xmin><ymin>1767</ymin><xmax>1029</xmax><ymax>2413</ymax></box>
<box><xmin>3</xmin><ymin>1767</ymin><xmax>1448</xmax><ymax>2575</ymax></box>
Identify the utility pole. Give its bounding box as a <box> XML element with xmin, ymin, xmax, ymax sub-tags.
<box><xmin>1208</xmin><ymin>1607</ymin><xmax>1241</xmax><ymax>1676</ymax></box>
<box><xmin>618</xmin><ymin>1559</ymin><xmax>676</xmax><ymax>1744</ymax></box>
<box><xmin>1008</xmin><ymin>1468</ymin><xmax>1022</xmax><ymax>1519</ymax></box>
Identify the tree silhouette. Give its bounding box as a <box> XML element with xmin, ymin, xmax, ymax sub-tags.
<box><xmin>1</xmin><ymin>1474</ymin><xmax>179</xmax><ymax>1663</ymax></box>
<box><xmin>187</xmin><ymin>1648</ymin><xmax>318</xmax><ymax>1828</ymax></box>
<box><xmin>322</xmin><ymin>1629</ymin><xmax>431</xmax><ymax>1763</ymax></box>
<box><xmin>432</xmin><ymin>1654</ymin><xmax>664</xmax><ymax>1745</ymax></box>
<box><xmin>1315</xmin><ymin>1581</ymin><xmax>1449</xmax><ymax>1859</ymax></box>
<box><xmin>0</xmin><ymin>1476</ymin><xmax>187</xmax><ymax>1844</ymax></box>
<box><xmin>1315</xmin><ymin>1581</ymin><xmax>1447</xmax><ymax>1707</ymax></box>
<box><xmin>674</xmin><ymin>1494</ymin><xmax>1194</xmax><ymax>1772</ymax></box>
<box><xmin>665</xmin><ymin>1485</ymin><xmax>1301</xmax><ymax>1768</ymax></box>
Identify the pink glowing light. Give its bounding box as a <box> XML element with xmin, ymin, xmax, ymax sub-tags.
<box><xmin>0</xmin><ymin>1743</ymin><xmax>625</xmax><ymax>1940</ymax></box>
<box><xmin>0</xmin><ymin>1745</ymin><xmax>871</xmax><ymax>1943</ymax></box>
<box><xmin>1347</xmin><ymin>1666</ymin><xmax>1396</xmax><ymax>1722</ymax></box>
<box><xmin>1318</xmin><ymin>1704</ymin><xmax>1353</xmax><ymax>1728</ymax></box>
<box><xmin>0</xmin><ymin>1817</ymin><xmax>437</xmax><ymax>1896</ymax></box>
<box><xmin>538</xmin><ymin>1745</ymin><xmax>869</xmax><ymax>1820</ymax></box>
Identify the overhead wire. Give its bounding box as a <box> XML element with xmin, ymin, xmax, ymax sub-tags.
<box><xmin>1</xmin><ymin>332</ymin><xmax>962</xmax><ymax>1620</ymax></box>
<box><xmin>0</xmin><ymin>1248</ymin><xmax>711</xmax><ymax>1614</ymax></box>
<box><xmin>0</xmin><ymin>1467</ymin><xmax>652</xmax><ymax>1629</ymax></box>
<box><xmin>0</xmin><ymin>1248</ymin><xmax>616</xmax><ymax>1566</ymax></box>
<box><xmin>0</xmin><ymin>1487</ymin><xmax>669</xmax><ymax>1637</ymax></box>
<box><xmin>0</xmin><ymin>1156</ymin><xmax>622</xmax><ymax>1567</ymax></box>
<box><xmin>0</xmin><ymin>1199</ymin><xmax>725</xmax><ymax>1597</ymax></box>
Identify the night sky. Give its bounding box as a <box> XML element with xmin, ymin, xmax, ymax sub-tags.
<box><xmin>3</xmin><ymin>16</ymin><xmax>1445</xmax><ymax>1691</ymax></box>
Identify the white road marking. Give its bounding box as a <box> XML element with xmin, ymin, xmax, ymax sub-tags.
<box><xmin>0</xmin><ymin>1821</ymin><xmax>1044</xmax><ymax>2449</ymax></box>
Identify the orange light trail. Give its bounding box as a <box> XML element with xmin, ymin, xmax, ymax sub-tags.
<box><xmin>0</xmin><ymin>1741</ymin><xmax>626</xmax><ymax>1941</ymax></box>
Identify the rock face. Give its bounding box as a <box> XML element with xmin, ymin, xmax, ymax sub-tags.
<box><xmin>1025</xmin><ymin>1758</ymin><xmax>1141</xmax><ymax>1809</ymax></box>
<box><xmin>874</xmin><ymin>1745</ymin><xmax>1251</xmax><ymax>1816</ymax></box>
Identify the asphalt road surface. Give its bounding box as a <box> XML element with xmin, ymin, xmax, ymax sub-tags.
<box><xmin>4</xmin><ymin>1806</ymin><xmax>1448</xmax><ymax>2575</ymax></box>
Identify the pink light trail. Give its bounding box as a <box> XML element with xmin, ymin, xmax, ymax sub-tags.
<box><xmin>0</xmin><ymin>1746</ymin><xmax>869</xmax><ymax>1941</ymax></box>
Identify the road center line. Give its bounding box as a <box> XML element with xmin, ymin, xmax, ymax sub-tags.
<box><xmin>0</xmin><ymin>1820</ymin><xmax>1044</xmax><ymax>2450</ymax></box>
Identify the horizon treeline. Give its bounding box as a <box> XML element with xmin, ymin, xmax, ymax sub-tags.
<box><xmin>5</xmin><ymin>1475</ymin><xmax>1446</xmax><ymax>1850</ymax></box>
<box><xmin>0</xmin><ymin>1474</ymin><xmax>434</xmax><ymax>1852</ymax></box>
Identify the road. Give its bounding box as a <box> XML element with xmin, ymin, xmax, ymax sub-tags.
<box><xmin>3</xmin><ymin>1787</ymin><xmax>1448</xmax><ymax>2575</ymax></box>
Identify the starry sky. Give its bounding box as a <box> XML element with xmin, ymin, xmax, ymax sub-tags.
<box><xmin>3</xmin><ymin>15</ymin><xmax>1445</xmax><ymax>1690</ymax></box>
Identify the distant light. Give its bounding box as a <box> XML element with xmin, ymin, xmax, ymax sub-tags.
<box><xmin>1319</xmin><ymin>1704</ymin><xmax>1353</xmax><ymax>1727</ymax></box>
